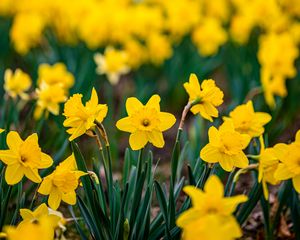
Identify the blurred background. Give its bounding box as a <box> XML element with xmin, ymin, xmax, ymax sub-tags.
<box><xmin>0</xmin><ymin>0</ymin><xmax>299</xmax><ymax>169</ymax></box>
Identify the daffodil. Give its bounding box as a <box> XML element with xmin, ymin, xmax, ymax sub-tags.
<box><xmin>63</xmin><ymin>88</ymin><xmax>108</xmax><ymax>141</ymax></box>
<box><xmin>94</xmin><ymin>46</ymin><xmax>130</xmax><ymax>85</ymax></box>
<box><xmin>116</xmin><ymin>94</ymin><xmax>176</xmax><ymax>150</ymax></box>
<box><xmin>223</xmin><ymin>101</ymin><xmax>271</xmax><ymax>138</ymax></box>
<box><xmin>2</xmin><ymin>215</ymin><xmax>56</xmax><ymax>240</ymax></box>
<box><xmin>0</xmin><ymin>131</ymin><xmax>53</xmax><ymax>185</ymax></box>
<box><xmin>274</xmin><ymin>129</ymin><xmax>300</xmax><ymax>193</ymax></box>
<box><xmin>257</xmin><ymin>136</ymin><xmax>280</xmax><ymax>199</ymax></box>
<box><xmin>192</xmin><ymin>18</ymin><xmax>227</xmax><ymax>56</ymax></box>
<box><xmin>38</xmin><ymin>154</ymin><xmax>86</xmax><ymax>210</ymax></box>
<box><xmin>37</xmin><ymin>63</ymin><xmax>74</xmax><ymax>90</ymax></box>
<box><xmin>20</xmin><ymin>203</ymin><xmax>66</xmax><ymax>235</ymax></box>
<box><xmin>34</xmin><ymin>82</ymin><xmax>67</xmax><ymax>119</ymax></box>
<box><xmin>176</xmin><ymin>175</ymin><xmax>247</xmax><ymax>240</ymax></box>
<box><xmin>183</xmin><ymin>73</ymin><xmax>224</xmax><ymax>122</ymax></box>
<box><xmin>200</xmin><ymin>120</ymin><xmax>251</xmax><ymax>171</ymax></box>
<box><xmin>4</xmin><ymin>68</ymin><xmax>32</xmax><ymax>100</ymax></box>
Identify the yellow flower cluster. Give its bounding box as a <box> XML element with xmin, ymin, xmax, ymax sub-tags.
<box><xmin>3</xmin><ymin>63</ymin><xmax>74</xmax><ymax>120</ymax></box>
<box><xmin>177</xmin><ymin>175</ymin><xmax>247</xmax><ymax>240</ymax></box>
<box><xmin>34</xmin><ymin>63</ymin><xmax>74</xmax><ymax>119</ymax></box>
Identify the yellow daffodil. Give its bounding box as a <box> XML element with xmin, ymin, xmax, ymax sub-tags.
<box><xmin>4</xmin><ymin>68</ymin><xmax>32</xmax><ymax>100</ymax></box>
<box><xmin>192</xmin><ymin>18</ymin><xmax>227</xmax><ymax>56</ymax></box>
<box><xmin>146</xmin><ymin>33</ymin><xmax>173</xmax><ymax>65</ymax></box>
<box><xmin>34</xmin><ymin>82</ymin><xmax>67</xmax><ymax>119</ymax></box>
<box><xmin>176</xmin><ymin>175</ymin><xmax>247</xmax><ymax>240</ymax></box>
<box><xmin>37</xmin><ymin>63</ymin><xmax>74</xmax><ymax>90</ymax></box>
<box><xmin>200</xmin><ymin>120</ymin><xmax>251</xmax><ymax>171</ymax></box>
<box><xmin>10</xmin><ymin>13</ymin><xmax>46</xmax><ymax>55</ymax></box>
<box><xmin>94</xmin><ymin>46</ymin><xmax>130</xmax><ymax>85</ymax></box>
<box><xmin>257</xmin><ymin>136</ymin><xmax>280</xmax><ymax>199</ymax></box>
<box><xmin>20</xmin><ymin>203</ymin><xmax>66</xmax><ymax>235</ymax></box>
<box><xmin>63</xmin><ymin>88</ymin><xmax>108</xmax><ymax>141</ymax></box>
<box><xmin>183</xmin><ymin>74</ymin><xmax>224</xmax><ymax>122</ymax></box>
<box><xmin>0</xmin><ymin>131</ymin><xmax>53</xmax><ymax>185</ymax></box>
<box><xmin>116</xmin><ymin>94</ymin><xmax>176</xmax><ymax>150</ymax></box>
<box><xmin>274</xmin><ymin>130</ymin><xmax>300</xmax><ymax>193</ymax></box>
<box><xmin>38</xmin><ymin>154</ymin><xmax>86</xmax><ymax>210</ymax></box>
<box><xmin>223</xmin><ymin>101</ymin><xmax>271</xmax><ymax>138</ymax></box>
<box><xmin>258</xmin><ymin>32</ymin><xmax>298</xmax><ymax>108</ymax></box>
<box><xmin>19</xmin><ymin>203</ymin><xmax>61</xmax><ymax>227</ymax></box>
<box><xmin>2</xmin><ymin>216</ymin><xmax>56</xmax><ymax>240</ymax></box>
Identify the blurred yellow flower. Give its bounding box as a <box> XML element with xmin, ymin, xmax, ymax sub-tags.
<box><xmin>20</xmin><ymin>203</ymin><xmax>66</xmax><ymax>235</ymax></box>
<box><xmin>183</xmin><ymin>73</ymin><xmax>224</xmax><ymax>122</ymax></box>
<box><xmin>10</xmin><ymin>13</ymin><xmax>46</xmax><ymax>55</ymax></box>
<box><xmin>38</xmin><ymin>63</ymin><xmax>74</xmax><ymax>90</ymax></box>
<box><xmin>0</xmin><ymin>131</ymin><xmax>53</xmax><ymax>185</ymax></box>
<box><xmin>257</xmin><ymin>136</ymin><xmax>280</xmax><ymax>199</ymax></box>
<box><xmin>94</xmin><ymin>47</ymin><xmax>130</xmax><ymax>85</ymax></box>
<box><xmin>274</xmin><ymin>130</ymin><xmax>300</xmax><ymax>193</ymax></box>
<box><xmin>192</xmin><ymin>18</ymin><xmax>227</xmax><ymax>56</ymax></box>
<box><xmin>177</xmin><ymin>175</ymin><xmax>247</xmax><ymax>240</ymax></box>
<box><xmin>34</xmin><ymin>82</ymin><xmax>67</xmax><ymax>120</ymax></box>
<box><xmin>146</xmin><ymin>33</ymin><xmax>173</xmax><ymax>65</ymax></box>
<box><xmin>4</xmin><ymin>68</ymin><xmax>32</xmax><ymax>100</ymax></box>
<box><xmin>20</xmin><ymin>203</ymin><xmax>61</xmax><ymax>227</ymax></box>
<box><xmin>2</xmin><ymin>215</ymin><xmax>56</xmax><ymax>240</ymax></box>
<box><xmin>63</xmin><ymin>88</ymin><xmax>108</xmax><ymax>141</ymax></box>
<box><xmin>258</xmin><ymin>32</ymin><xmax>298</xmax><ymax>108</ymax></box>
<box><xmin>116</xmin><ymin>94</ymin><xmax>176</xmax><ymax>150</ymax></box>
<box><xmin>223</xmin><ymin>101</ymin><xmax>271</xmax><ymax>138</ymax></box>
<box><xmin>38</xmin><ymin>154</ymin><xmax>86</xmax><ymax>210</ymax></box>
<box><xmin>200</xmin><ymin>120</ymin><xmax>250</xmax><ymax>171</ymax></box>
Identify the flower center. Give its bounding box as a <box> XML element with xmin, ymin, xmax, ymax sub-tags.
<box><xmin>142</xmin><ymin>119</ymin><xmax>150</xmax><ymax>127</ymax></box>
<box><xmin>21</xmin><ymin>156</ymin><xmax>27</xmax><ymax>163</ymax></box>
<box><xmin>206</xmin><ymin>207</ymin><xmax>218</xmax><ymax>214</ymax></box>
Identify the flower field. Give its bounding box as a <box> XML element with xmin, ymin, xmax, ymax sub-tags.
<box><xmin>0</xmin><ymin>0</ymin><xmax>300</xmax><ymax>239</ymax></box>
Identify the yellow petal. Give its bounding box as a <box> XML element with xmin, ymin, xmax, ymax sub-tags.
<box><xmin>62</xmin><ymin>191</ymin><xmax>76</xmax><ymax>205</ymax></box>
<box><xmin>38</xmin><ymin>177</ymin><xmax>53</xmax><ymax>195</ymax></box>
<box><xmin>126</xmin><ymin>97</ymin><xmax>143</xmax><ymax>115</ymax></box>
<box><xmin>208</xmin><ymin>126</ymin><xmax>220</xmax><ymax>146</ymax></box>
<box><xmin>5</xmin><ymin>164</ymin><xmax>24</xmax><ymax>185</ymax></box>
<box><xmin>6</xmin><ymin>131</ymin><xmax>23</xmax><ymax>153</ymax></box>
<box><xmin>223</xmin><ymin>195</ymin><xmax>248</xmax><ymax>214</ymax></box>
<box><xmin>146</xmin><ymin>94</ymin><xmax>161</xmax><ymax>111</ymax></box>
<box><xmin>183</xmin><ymin>186</ymin><xmax>204</xmax><ymax>208</ymax></box>
<box><xmin>48</xmin><ymin>188</ymin><xmax>62</xmax><ymax>210</ymax></box>
<box><xmin>295</xmin><ymin>130</ymin><xmax>300</xmax><ymax>142</ymax></box>
<box><xmin>24</xmin><ymin>168</ymin><xmax>42</xmax><ymax>183</ymax></box>
<box><xmin>204</xmin><ymin>175</ymin><xmax>224</xmax><ymax>198</ymax></box>
<box><xmin>0</xmin><ymin>150</ymin><xmax>19</xmax><ymax>165</ymax></box>
<box><xmin>34</xmin><ymin>203</ymin><xmax>49</xmax><ymax>217</ymax></box>
<box><xmin>116</xmin><ymin>117</ymin><xmax>135</xmax><ymax>132</ymax></box>
<box><xmin>69</xmin><ymin>122</ymin><xmax>87</xmax><ymax>141</ymax></box>
<box><xmin>20</xmin><ymin>209</ymin><xmax>34</xmax><ymax>220</ymax></box>
<box><xmin>40</xmin><ymin>153</ymin><xmax>53</xmax><ymax>168</ymax></box>
<box><xmin>129</xmin><ymin>131</ymin><xmax>148</xmax><ymax>150</ymax></box>
<box><xmin>219</xmin><ymin>155</ymin><xmax>234</xmax><ymax>172</ymax></box>
<box><xmin>0</xmin><ymin>129</ymin><xmax>4</xmax><ymax>134</ymax></box>
<box><xmin>189</xmin><ymin>73</ymin><xmax>201</xmax><ymax>91</ymax></box>
<box><xmin>232</xmin><ymin>152</ymin><xmax>249</xmax><ymax>169</ymax></box>
<box><xmin>274</xmin><ymin>163</ymin><xmax>294</xmax><ymax>180</ymax></box>
<box><xmin>255</xmin><ymin>112</ymin><xmax>272</xmax><ymax>124</ymax></box>
<box><xmin>292</xmin><ymin>175</ymin><xmax>300</xmax><ymax>193</ymax></box>
<box><xmin>176</xmin><ymin>208</ymin><xmax>201</xmax><ymax>228</ymax></box>
<box><xmin>147</xmin><ymin>131</ymin><xmax>165</xmax><ymax>148</ymax></box>
<box><xmin>200</xmin><ymin>144</ymin><xmax>222</xmax><ymax>163</ymax></box>
<box><xmin>262</xmin><ymin>180</ymin><xmax>269</xmax><ymax>200</ymax></box>
<box><xmin>273</xmin><ymin>143</ymin><xmax>288</xmax><ymax>161</ymax></box>
<box><xmin>158</xmin><ymin>112</ymin><xmax>176</xmax><ymax>131</ymax></box>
